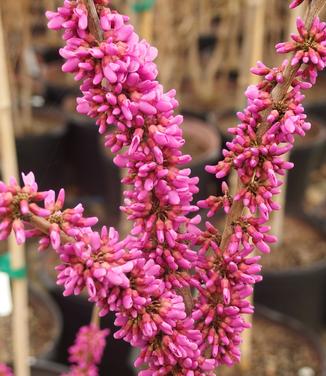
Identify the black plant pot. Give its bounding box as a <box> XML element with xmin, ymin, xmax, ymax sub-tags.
<box><xmin>44</xmin><ymin>84</ymin><xmax>79</xmax><ymax>107</ymax></box>
<box><xmin>30</xmin><ymin>359</ymin><xmax>69</xmax><ymax>376</ymax></box>
<box><xmin>65</xmin><ymin>114</ymin><xmax>109</xmax><ymax>195</ymax></box>
<box><xmin>286</xmin><ymin>119</ymin><xmax>326</xmax><ymax>213</ymax></box>
<box><xmin>37</xmin><ymin>252</ymin><xmax>133</xmax><ymax>376</ymax></box>
<box><xmin>255</xmin><ymin>256</ymin><xmax>326</xmax><ymax>333</ymax></box>
<box><xmin>15</xmin><ymin>109</ymin><xmax>68</xmax><ymax>191</ymax></box>
<box><xmin>31</xmin><ymin>287</ymin><xmax>63</xmax><ymax>361</ymax></box>
<box><xmin>304</xmin><ymin>205</ymin><xmax>326</xmax><ymax>238</ymax></box>
<box><xmin>34</xmin><ymin>46</ymin><xmax>78</xmax><ymax>107</ymax></box>
<box><xmin>182</xmin><ymin>116</ymin><xmax>221</xmax><ymax>202</ymax></box>
<box><xmin>5</xmin><ymin>359</ymin><xmax>68</xmax><ymax>376</ymax></box>
<box><xmin>65</xmin><ymin>114</ymin><xmax>121</xmax><ymax>224</ymax></box>
<box><xmin>244</xmin><ymin>305</ymin><xmax>326</xmax><ymax>376</ymax></box>
<box><xmin>1</xmin><ymin>286</ymin><xmax>63</xmax><ymax>364</ymax></box>
<box><xmin>305</xmin><ymin>102</ymin><xmax>326</xmax><ymax>166</ymax></box>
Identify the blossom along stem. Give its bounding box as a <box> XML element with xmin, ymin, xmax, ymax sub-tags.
<box><xmin>219</xmin><ymin>0</ymin><xmax>326</xmax><ymax>253</ymax></box>
<box><xmin>1</xmin><ymin>0</ymin><xmax>326</xmax><ymax>375</ymax></box>
<box><xmin>0</xmin><ymin>364</ymin><xmax>13</xmax><ymax>376</ymax></box>
<box><xmin>29</xmin><ymin>214</ymin><xmax>74</xmax><ymax>244</ymax></box>
<box><xmin>63</xmin><ymin>324</ymin><xmax>110</xmax><ymax>376</ymax></box>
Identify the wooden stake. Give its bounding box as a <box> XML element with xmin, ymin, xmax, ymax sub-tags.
<box><xmin>237</xmin><ymin>0</ymin><xmax>266</xmax><ymax>372</ymax></box>
<box><xmin>20</xmin><ymin>0</ymin><xmax>33</xmax><ymax>134</ymax></box>
<box><xmin>0</xmin><ymin>7</ymin><xmax>30</xmax><ymax>376</ymax></box>
<box><xmin>138</xmin><ymin>8</ymin><xmax>154</xmax><ymax>42</ymax></box>
<box><xmin>237</xmin><ymin>0</ymin><xmax>266</xmax><ymax>108</ymax></box>
<box><xmin>271</xmin><ymin>3</ymin><xmax>306</xmax><ymax>243</ymax></box>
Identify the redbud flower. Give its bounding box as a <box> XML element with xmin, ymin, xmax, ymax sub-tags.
<box><xmin>0</xmin><ymin>364</ymin><xmax>13</xmax><ymax>376</ymax></box>
<box><xmin>63</xmin><ymin>324</ymin><xmax>109</xmax><ymax>376</ymax></box>
<box><xmin>289</xmin><ymin>0</ymin><xmax>305</xmax><ymax>9</ymax></box>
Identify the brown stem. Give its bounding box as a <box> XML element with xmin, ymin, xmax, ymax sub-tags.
<box><xmin>91</xmin><ymin>305</ymin><xmax>101</xmax><ymax>326</ymax></box>
<box><xmin>84</xmin><ymin>0</ymin><xmax>103</xmax><ymax>41</ymax></box>
<box><xmin>29</xmin><ymin>214</ymin><xmax>74</xmax><ymax>244</ymax></box>
<box><xmin>219</xmin><ymin>0</ymin><xmax>326</xmax><ymax>252</ymax></box>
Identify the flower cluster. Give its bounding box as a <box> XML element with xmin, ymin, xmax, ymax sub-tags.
<box><xmin>63</xmin><ymin>324</ymin><xmax>109</xmax><ymax>376</ymax></box>
<box><xmin>197</xmin><ymin>7</ymin><xmax>326</xmax><ymax>371</ymax></box>
<box><xmin>46</xmin><ymin>0</ymin><xmax>204</xmax><ymax>373</ymax></box>
<box><xmin>0</xmin><ymin>0</ymin><xmax>325</xmax><ymax>375</ymax></box>
<box><xmin>0</xmin><ymin>364</ymin><xmax>13</xmax><ymax>376</ymax></box>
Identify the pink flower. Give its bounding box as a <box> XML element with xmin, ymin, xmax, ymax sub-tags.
<box><xmin>289</xmin><ymin>0</ymin><xmax>305</xmax><ymax>9</ymax></box>
<box><xmin>276</xmin><ymin>17</ymin><xmax>326</xmax><ymax>70</ymax></box>
<box><xmin>63</xmin><ymin>324</ymin><xmax>109</xmax><ymax>376</ymax></box>
<box><xmin>0</xmin><ymin>364</ymin><xmax>13</xmax><ymax>376</ymax></box>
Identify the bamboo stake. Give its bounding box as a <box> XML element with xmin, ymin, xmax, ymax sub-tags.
<box><xmin>138</xmin><ymin>5</ymin><xmax>154</xmax><ymax>42</ymax></box>
<box><xmin>237</xmin><ymin>0</ymin><xmax>266</xmax><ymax>108</ymax></box>
<box><xmin>20</xmin><ymin>0</ymin><xmax>33</xmax><ymax>134</ymax></box>
<box><xmin>0</xmin><ymin>7</ymin><xmax>30</xmax><ymax>376</ymax></box>
<box><xmin>236</xmin><ymin>1</ymin><xmax>266</xmax><ymax>372</ymax></box>
<box><xmin>271</xmin><ymin>2</ymin><xmax>306</xmax><ymax>243</ymax></box>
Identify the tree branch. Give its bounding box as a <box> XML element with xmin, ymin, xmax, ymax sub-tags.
<box><xmin>84</xmin><ymin>0</ymin><xmax>103</xmax><ymax>41</ymax></box>
<box><xmin>219</xmin><ymin>0</ymin><xmax>326</xmax><ymax>252</ymax></box>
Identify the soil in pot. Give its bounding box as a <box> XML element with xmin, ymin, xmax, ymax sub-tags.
<box><xmin>255</xmin><ymin>216</ymin><xmax>326</xmax><ymax>331</ymax></box>
<box><xmin>65</xmin><ymin>110</ymin><xmax>121</xmax><ymax>226</ymax></box>
<box><xmin>220</xmin><ymin>308</ymin><xmax>323</xmax><ymax>376</ymax></box>
<box><xmin>305</xmin><ymin>104</ymin><xmax>326</xmax><ymax>166</ymax></box>
<box><xmin>181</xmin><ymin>116</ymin><xmax>221</xmax><ymax>201</ymax></box>
<box><xmin>34</xmin><ymin>46</ymin><xmax>78</xmax><ymax>106</ymax></box>
<box><xmin>260</xmin><ymin>217</ymin><xmax>326</xmax><ymax>270</ymax></box>
<box><xmin>212</xmin><ymin>111</ymin><xmax>326</xmax><ymax>213</ymax></box>
<box><xmin>0</xmin><ymin>287</ymin><xmax>62</xmax><ymax>363</ymax></box>
<box><xmin>304</xmin><ymin>164</ymin><xmax>326</xmax><ymax>236</ymax></box>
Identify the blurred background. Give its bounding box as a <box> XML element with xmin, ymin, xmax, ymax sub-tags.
<box><xmin>0</xmin><ymin>0</ymin><xmax>326</xmax><ymax>375</ymax></box>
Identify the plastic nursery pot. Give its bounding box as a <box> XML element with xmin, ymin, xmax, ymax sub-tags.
<box><xmin>181</xmin><ymin>116</ymin><xmax>221</xmax><ymax>201</ymax></box>
<box><xmin>212</xmin><ymin>109</ymin><xmax>326</xmax><ymax>214</ymax></box>
<box><xmin>34</xmin><ymin>46</ymin><xmax>79</xmax><ymax>106</ymax></box>
<box><xmin>37</xmin><ymin>251</ymin><xmax>133</xmax><ymax>375</ymax></box>
<box><xmin>65</xmin><ymin>113</ymin><xmax>121</xmax><ymax>225</ymax></box>
<box><xmin>254</xmin><ymin>216</ymin><xmax>326</xmax><ymax>332</ymax></box>
<box><xmin>220</xmin><ymin>305</ymin><xmax>326</xmax><ymax>376</ymax></box>
<box><xmin>0</xmin><ymin>285</ymin><xmax>63</xmax><ymax>364</ymax></box>
<box><xmin>15</xmin><ymin>106</ymin><xmax>68</xmax><ymax>192</ymax></box>
<box><xmin>305</xmin><ymin>102</ymin><xmax>326</xmax><ymax>166</ymax></box>
<box><xmin>30</xmin><ymin>359</ymin><xmax>69</xmax><ymax>376</ymax></box>
<box><xmin>304</xmin><ymin>204</ymin><xmax>326</xmax><ymax>238</ymax></box>
<box><xmin>286</xmin><ymin>116</ymin><xmax>326</xmax><ymax>214</ymax></box>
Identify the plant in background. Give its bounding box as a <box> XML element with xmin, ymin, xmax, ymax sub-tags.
<box><xmin>1</xmin><ymin>0</ymin><xmax>326</xmax><ymax>375</ymax></box>
<box><xmin>63</xmin><ymin>324</ymin><xmax>109</xmax><ymax>376</ymax></box>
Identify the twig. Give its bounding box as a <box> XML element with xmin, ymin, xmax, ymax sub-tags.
<box><xmin>91</xmin><ymin>305</ymin><xmax>100</xmax><ymax>327</ymax></box>
<box><xmin>84</xmin><ymin>0</ymin><xmax>103</xmax><ymax>41</ymax></box>
<box><xmin>29</xmin><ymin>214</ymin><xmax>74</xmax><ymax>244</ymax></box>
<box><xmin>220</xmin><ymin>0</ymin><xmax>326</xmax><ymax>253</ymax></box>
